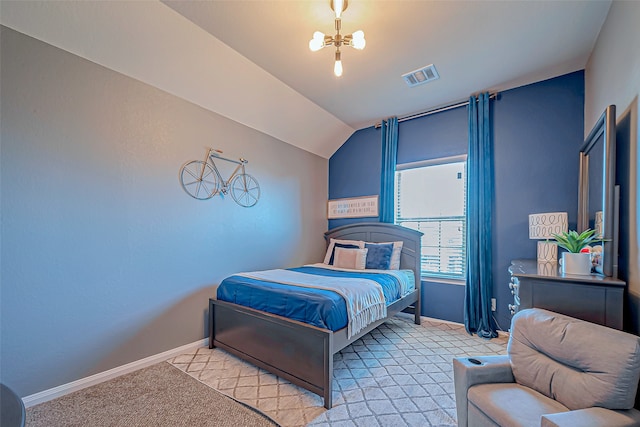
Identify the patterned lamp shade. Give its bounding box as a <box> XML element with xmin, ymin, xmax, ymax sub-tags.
<box><xmin>594</xmin><ymin>211</ymin><xmax>604</xmax><ymax>239</ymax></box>
<box><xmin>529</xmin><ymin>212</ymin><xmax>568</xmax><ymax>263</ymax></box>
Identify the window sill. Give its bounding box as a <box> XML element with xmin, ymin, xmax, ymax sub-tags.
<box><xmin>421</xmin><ymin>276</ymin><xmax>466</xmax><ymax>286</ymax></box>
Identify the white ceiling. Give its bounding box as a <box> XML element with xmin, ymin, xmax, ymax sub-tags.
<box><xmin>1</xmin><ymin>1</ymin><xmax>611</xmax><ymax>158</ymax></box>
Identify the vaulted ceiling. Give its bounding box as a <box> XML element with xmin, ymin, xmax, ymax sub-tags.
<box><xmin>1</xmin><ymin>1</ymin><xmax>611</xmax><ymax>158</ymax></box>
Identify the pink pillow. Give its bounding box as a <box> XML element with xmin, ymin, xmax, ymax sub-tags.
<box><xmin>333</xmin><ymin>247</ymin><xmax>368</xmax><ymax>270</ymax></box>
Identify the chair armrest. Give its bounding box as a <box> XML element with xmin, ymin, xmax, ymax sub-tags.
<box><xmin>541</xmin><ymin>407</ymin><xmax>640</xmax><ymax>427</ymax></box>
<box><xmin>453</xmin><ymin>355</ymin><xmax>514</xmax><ymax>427</ymax></box>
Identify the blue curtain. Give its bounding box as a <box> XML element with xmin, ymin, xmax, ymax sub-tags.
<box><xmin>380</xmin><ymin>117</ymin><xmax>398</xmax><ymax>223</ymax></box>
<box><xmin>464</xmin><ymin>93</ymin><xmax>497</xmax><ymax>338</ymax></box>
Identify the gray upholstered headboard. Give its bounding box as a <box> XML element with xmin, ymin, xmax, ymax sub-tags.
<box><xmin>324</xmin><ymin>222</ymin><xmax>423</xmax><ymax>281</ymax></box>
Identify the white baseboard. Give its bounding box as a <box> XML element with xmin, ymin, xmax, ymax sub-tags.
<box><xmin>422</xmin><ymin>315</ymin><xmax>463</xmax><ymax>326</ymax></box>
<box><xmin>422</xmin><ymin>315</ymin><xmax>510</xmax><ymax>338</ymax></box>
<box><xmin>22</xmin><ymin>338</ymin><xmax>209</xmax><ymax>408</ymax></box>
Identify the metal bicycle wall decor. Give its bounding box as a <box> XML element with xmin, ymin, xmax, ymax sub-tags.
<box><xmin>179</xmin><ymin>148</ymin><xmax>260</xmax><ymax>207</ymax></box>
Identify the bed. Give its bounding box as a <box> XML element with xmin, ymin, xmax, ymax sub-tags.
<box><xmin>208</xmin><ymin>222</ymin><xmax>423</xmax><ymax>409</ymax></box>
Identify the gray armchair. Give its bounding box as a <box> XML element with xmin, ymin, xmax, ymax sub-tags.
<box><xmin>453</xmin><ymin>308</ymin><xmax>640</xmax><ymax>427</ymax></box>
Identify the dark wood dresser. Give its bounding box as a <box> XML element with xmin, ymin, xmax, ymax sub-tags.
<box><xmin>509</xmin><ymin>259</ymin><xmax>626</xmax><ymax>330</ymax></box>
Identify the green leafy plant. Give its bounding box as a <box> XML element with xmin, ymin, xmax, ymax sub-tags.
<box><xmin>552</xmin><ymin>229</ymin><xmax>600</xmax><ymax>253</ymax></box>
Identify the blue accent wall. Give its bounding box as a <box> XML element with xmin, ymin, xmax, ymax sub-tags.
<box><xmin>328</xmin><ymin>127</ymin><xmax>382</xmax><ymax>229</ymax></box>
<box><xmin>329</xmin><ymin>71</ymin><xmax>585</xmax><ymax>327</ymax></box>
<box><xmin>492</xmin><ymin>71</ymin><xmax>584</xmax><ymax>329</ymax></box>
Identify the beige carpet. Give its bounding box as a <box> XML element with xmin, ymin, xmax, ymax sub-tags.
<box><xmin>169</xmin><ymin>314</ymin><xmax>508</xmax><ymax>427</ymax></box>
<box><xmin>26</xmin><ymin>362</ymin><xmax>279</xmax><ymax>427</ymax></box>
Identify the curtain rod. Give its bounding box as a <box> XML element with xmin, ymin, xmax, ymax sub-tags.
<box><xmin>374</xmin><ymin>92</ymin><xmax>498</xmax><ymax>129</ymax></box>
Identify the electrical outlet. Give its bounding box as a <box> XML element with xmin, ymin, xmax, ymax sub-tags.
<box><xmin>491</xmin><ymin>298</ymin><xmax>497</xmax><ymax>312</ymax></box>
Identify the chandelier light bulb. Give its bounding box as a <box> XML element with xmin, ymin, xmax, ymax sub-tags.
<box><xmin>333</xmin><ymin>0</ymin><xmax>345</xmax><ymax>18</ymax></box>
<box><xmin>309</xmin><ymin>31</ymin><xmax>326</xmax><ymax>52</ymax></box>
<box><xmin>334</xmin><ymin>59</ymin><xmax>343</xmax><ymax>77</ymax></box>
<box><xmin>351</xmin><ymin>30</ymin><xmax>366</xmax><ymax>50</ymax></box>
<box><xmin>334</xmin><ymin>50</ymin><xmax>343</xmax><ymax>77</ymax></box>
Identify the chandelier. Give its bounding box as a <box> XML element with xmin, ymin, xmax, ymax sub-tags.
<box><xmin>308</xmin><ymin>0</ymin><xmax>366</xmax><ymax>77</ymax></box>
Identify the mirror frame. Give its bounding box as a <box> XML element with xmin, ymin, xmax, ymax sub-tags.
<box><xmin>578</xmin><ymin>104</ymin><xmax>617</xmax><ymax>277</ymax></box>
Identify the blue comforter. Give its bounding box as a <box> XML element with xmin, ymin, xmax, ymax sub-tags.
<box><xmin>216</xmin><ymin>266</ymin><xmax>405</xmax><ymax>331</ymax></box>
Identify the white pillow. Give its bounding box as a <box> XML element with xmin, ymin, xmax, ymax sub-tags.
<box><xmin>323</xmin><ymin>238</ymin><xmax>365</xmax><ymax>264</ymax></box>
<box><xmin>333</xmin><ymin>247</ymin><xmax>368</xmax><ymax>270</ymax></box>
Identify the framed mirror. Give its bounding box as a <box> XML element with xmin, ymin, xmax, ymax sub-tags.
<box><xmin>578</xmin><ymin>105</ymin><xmax>618</xmax><ymax>277</ymax></box>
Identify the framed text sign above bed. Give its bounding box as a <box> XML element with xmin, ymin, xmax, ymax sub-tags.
<box><xmin>327</xmin><ymin>195</ymin><xmax>378</xmax><ymax>219</ymax></box>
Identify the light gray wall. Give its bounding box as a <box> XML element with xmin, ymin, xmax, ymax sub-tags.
<box><xmin>585</xmin><ymin>1</ymin><xmax>640</xmax><ymax>333</ymax></box>
<box><xmin>0</xmin><ymin>26</ymin><xmax>328</xmax><ymax>397</ymax></box>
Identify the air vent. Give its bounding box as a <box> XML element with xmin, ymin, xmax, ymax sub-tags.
<box><xmin>402</xmin><ymin>64</ymin><xmax>439</xmax><ymax>87</ymax></box>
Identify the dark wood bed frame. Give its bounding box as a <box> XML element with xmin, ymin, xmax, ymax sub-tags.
<box><xmin>208</xmin><ymin>222</ymin><xmax>423</xmax><ymax>409</ymax></box>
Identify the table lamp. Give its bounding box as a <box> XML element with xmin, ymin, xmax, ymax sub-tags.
<box><xmin>594</xmin><ymin>211</ymin><xmax>604</xmax><ymax>239</ymax></box>
<box><xmin>529</xmin><ymin>212</ymin><xmax>568</xmax><ymax>263</ymax></box>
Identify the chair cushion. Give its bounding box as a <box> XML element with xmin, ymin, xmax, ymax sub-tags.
<box><xmin>468</xmin><ymin>383</ymin><xmax>569</xmax><ymax>427</ymax></box>
<box><xmin>508</xmin><ymin>308</ymin><xmax>640</xmax><ymax>410</ymax></box>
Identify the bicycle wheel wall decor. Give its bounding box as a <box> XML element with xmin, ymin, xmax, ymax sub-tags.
<box><xmin>179</xmin><ymin>160</ymin><xmax>220</xmax><ymax>200</ymax></box>
<box><xmin>230</xmin><ymin>173</ymin><xmax>260</xmax><ymax>207</ymax></box>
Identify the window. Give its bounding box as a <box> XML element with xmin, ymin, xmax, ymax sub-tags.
<box><xmin>394</xmin><ymin>156</ymin><xmax>467</xmax><ymax>280</ymax></box>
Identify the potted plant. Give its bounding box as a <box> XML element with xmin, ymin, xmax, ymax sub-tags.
<box><xmin>552</xmin><ymin>229</ymin><xmax>599</xmax><ymax>275</ymax></box>
<box><xmin>552</xmin><ymin>229</ymin><xmax>600</xmax><ymax>252</ymax></box>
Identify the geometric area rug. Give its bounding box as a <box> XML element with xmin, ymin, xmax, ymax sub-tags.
<box><xmin>168</xmin><ymin>314</ymin><xmax>508</xmax><ymax>427</ymax></box>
